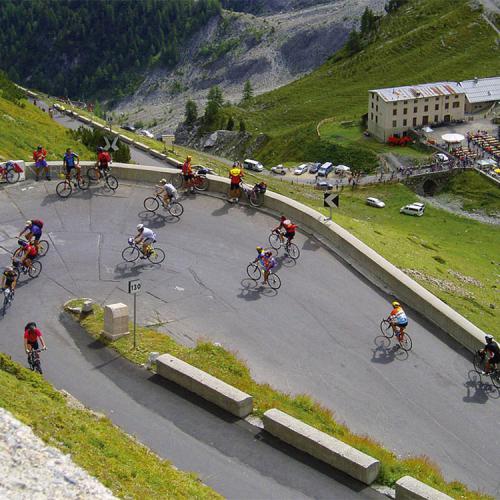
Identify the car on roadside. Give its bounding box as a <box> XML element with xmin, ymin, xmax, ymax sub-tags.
<box><xmin>243</xmin><ymin>159</ymin><xmax>264</xmax><ymax>172</ymax></box>
<box><xmin>315</xmin><ymin>180</ymin><xmax>334</xmax><ymax>190</ymax></box>
<box><xmin>366</xmin><ymin>197</ymin><xmax>385</xmax><ymax>208</ymax></box>
<box><xmin>400</xmin><ymin>203</ymin><xmax>424</xmax><ymax>217</ymax></box>
<box><xmin>294</xmin><ymin>164</ymin><xmax>309</xmax><ymax>175</ymax></box>
<box><xmin>309</xmin><ymin>162</ymin><xmax>321</xmax><ymax>174</ymax></box>
<box><xmin>120</xmin><ymin>124</ymin><xmax>136</xmax><ymax>132</ymax></box>
<box><xmin>138</xmin><ymin>129</ymin><xmax>154</xmax><ymax>139</ymax></box>
<box><xmin>334</xmin><ymin>164</ymin><xmax>351</xmax><ymax>175</ymax></box>
<box><xmin>317</xmin><ymin>162</ymin><xmax>333</xmax><ymax>177</ymax></box>
<box><xmin>434</xmin><ymin>153</ymin><xmax>449</xmax><ymax>162</ymax></box>
<box><xmin>271</xmin><ymin>164</ymin><xmax>287</xmax><ymax>175</ymax></box>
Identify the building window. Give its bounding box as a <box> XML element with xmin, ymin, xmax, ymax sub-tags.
<box><xmin>435</xmin><ymin>104</ymin><xmax>439</xmax><ymax>110</ymax></box>
<box><xmin>445</xmin><ymin>103</ymin><xmax>449</xmax><ymax>109</ymax></box>
<box><xmin>403</xmin><ymin>119</ymin><xmax>407</xmax><ymax>126</ymax></box>
<box><xmin>403</xmin><ymin>108</ymin><xmax>408</xmax><ymax>115</ymax></box>
<box><xmin>413</xmin><ymin>117</ymin><xmax>417</xmax><ymax>126</ymax></box>
<box><xmin>452</xmin><ymin>101</ymin><xmax>460</xmax><ymax>108</ymax></box>
<box><xmin>371</xmin><ymin>102</ymin><xmax>374</xmax><ymax>109</ymax></box>
<box><xmin>454</xmin><ymin>94</ymin><xmax>459</xmax><ymax>98</ymax></box>
<box><xmin>392</xmin><ymin>120</ymin><xmax>397</xmax><ymax>127</ymax></box>
<box><xmin>376</xmin><ymin>95</ymin><xmax>379</xmax><ymax>101</ymax></box>
<box><xmin>393</xmin><ymin>101</ymin><xmax>397</xmax><ymax>106</ymax></box>
<box><xmin>371</xmin><ymin>113</ymin><xmax>373</xmax><ymax>120</ymax></box>
<box><xmin>403</xmin><ymin>100</ymin><xmax>408</xmax><ymax>104</ymax></box>
<box><xmin>445</xmin><ymin>96</ymin><xmax>449</xmax><ymax>100</ymax></box>
<box><xmin>413</xmin><ymin>106</ymin><xmax>417</xmax><ymax>113</ymax></box>
<box><xmin>414</xmin><ymin>99</ymin><xmax>418</xmax><ymax>103</ymax></box>
<box><xmin>376</xmin><ymin>105</ymin><xmax>378</xmax><ymax>112</ymax></box>
<box><xmin>424</xmin><ymin>105</ymin><xmax>428</xmax><ymax>112</ymax></box>
<box><xmin>434</xmin><ymin>115</ymin><xmax>438</xmax><ymax>122</ymax></box>
<box><xmin>422</xmin><ymin>115</ymin><xmax>429</xmax><ymax>125</ymax></box>
<box><xmin>393</xmin><ymin>109</ymin><xmax>397</xmax><ymax>116</ymax></box>
<box><xmin>424</xmin><ymin>98</ymin><xmax>429</xmax><ymax>102</ymax></box>
<box><xmin>375</xmin><ymin>116</ymin><xmax>378</xmax><ymax>123</ymax></box>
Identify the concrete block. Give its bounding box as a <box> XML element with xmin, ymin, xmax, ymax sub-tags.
<box><xmin>81</xmin><ymin>300</ymin><xmax>93</xmax><ymax>313</ymax></box>
<box><xmin>133</xmin><ymin>141</ymin><xmax>151</xmax><ymax>152</ymax></box>
<box><xmin>118</xmin><ymin>134</ymin><xmax>133</xmax><ymax>144</ymax></box>
<box><xmin>395</xmin><ymin>476</ymin><xmax>452</xmax><ymax>500</ymax></box>
<box><xmin>150</xmin><ymin>150</ymin><xmax>167</xmax><ymax>160</ymax></box>
<box><xmin>102</xmin><ymin>303</ymin><xmax>129</xmax><ymax>340</ymax></box>
<box><xmin>262</xmin><ymin>409</ymin><xmax>380</xmax><ymax>485</ymax></box>
<box><xmin>156</xmin><ymin>354</ymin><xmax>253</xmax><ymax>417</ymax></box>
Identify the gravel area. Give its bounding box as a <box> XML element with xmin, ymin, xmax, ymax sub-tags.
<box><xmin>0</xmin><ymin>408</ymin><xmax>115</xmax><ymax>499</ymax></box>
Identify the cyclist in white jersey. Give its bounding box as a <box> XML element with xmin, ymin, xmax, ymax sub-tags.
<box><xmin>155</xmin><ymin>178</ymin><xmax>178</xmax><ymax>206</ymax></box>
<box><xmin>135</xmin><ymin>224</ymin><xmax>156</xmax><ymax>258</ymax></box>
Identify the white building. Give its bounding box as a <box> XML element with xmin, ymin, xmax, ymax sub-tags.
<box><xmin>459</xmin><ymin>76</ymin><xmax>500</xmax><ymax>113</ymax></box>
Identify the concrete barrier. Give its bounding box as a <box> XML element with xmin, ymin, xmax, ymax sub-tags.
<box><xmin>156</xmin><ymin>354</ymin><xmax>253</xmax><ymax>417</ymax></box>
<box><xmin>262</xmin><ymin>409</ymin><xmax>380</xmax><ymax>485</ymax></box>
<box><xmin>77</xmin><ymin>115</ymin><xmax>92</xmax><ymax>125</ymax></box>
<box><xmin>150</xmin><ymin>150</ymin><xmax>168</xmax><ymax>161</ymax></box>
<box><xmin>395</xmin><ymin>476</ymin><xmax>452</xmax><ymax>499</ymax></box>
<box><xmin>118</xmin><ymin>134</ymin><xmax>133</xmax><ymax>145</ymax></box>
<box><xmin>133</xmin><ymin>141</ymin><xmax>151</xmax><ymax>152</ymax></box>
<box><xmin>101</xmin><ymin>303</ymin><xmax>129</xmax><ymax>341</ymax></box>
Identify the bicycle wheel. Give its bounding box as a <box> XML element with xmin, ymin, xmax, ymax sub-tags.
<box><xmin>28</xmin><ymin>260</ymin><xmax>42</xmax><ymax>278</ymax></box>
<box><xmin>473</xmin><ymin>352</ymin><xmax>486</xmax><ymax>374</ymax></box>
<box><xmin>38</xmin><ymin>240</ymin><xmax>50</xmax><ymax>257</ymax></box>
<box><xmin>6</xmin><ymin>169</ymin><xmax>20</xmax><ymax>184</ymax></box>
<box><xmin>286</xmin><ymin>243</ymin><xmax>300</xmax><ymax>260</ymax></box>
<box><xmin>56</xmin><ymin>180</ymin><xmax>72</xmax><ymax>198</ymax></box>
<box><xmin>105</xmin><ymin>175</ymin><xmax>119</xmax><ymax>191</ymax></box>
<box><xmin>194</xmin><ymin>176</ymin><xmax>209</xmax><ymax>191</ymax></box>
<box><xmin>398</xmin><ymin>332</ymin><xmax>412</xmax><ymax>351</ymax></box>
<box><xmin>168</xmin><ymin>202</ymin><xmax>184</xmax><ymax>217</ymax></box>
<box><xmin>490</xmin><ymin>370</ymin><xmax>500</xmax><ymax>389</ymax></box>
<box><xmin>122</xmin><ymin>246</ymin><xmax>140</xmax><ymax>262</ymax></box>
<box><xmin>249</xmin><ymin>192</ymin><xmax>263</xmax><ymax>208</ymax></box>
<box><xmin>28</xmin><ymin>354</ymin><xmax>34</xmax><ymax>371</ymax></box>
<box><xmin>148</xmin><ymin>247</ymin><xmax>165</xmax><ymax>264</ymax></box>
<box><xmin>171</xmin><ymin>174</ymin><xmax>183</xmax><ymax>189</ymax></box>
<box><xmin>380</xmin><ymin>319</ymin><xmax>394</xmax><ymax>338</ymax></box>
<box><xmin>87</xmin><ymin>167</ymin><xmax>100</xmax><ymax>183</ymax></box>
<box><xmin>268</xmin><ymin>273</ymin><xmax>281</xmax><ymax>290</ymax></box>
<box><xmin>34</xmin><ymin>357</ymin><xmax>43</xmax><ymax>374</ymax></box>
<box><xmin>144</xmin><ymin>197</ymin><xmax>160</xmax><ymax>212</ymax></box>
<box><xmin>77</xmin><ymin>175</ymin><xmax>89</xmax><ymax>190</ymax></box>
<box><xmin>268</xmin><ymin>233</ymin><xmax>282</xmax><ymax>250</ymax></box>
<box><xmin>246</xmin><ymin>263</ymin><xmax>261</xmax><ymax>280</ymax></box>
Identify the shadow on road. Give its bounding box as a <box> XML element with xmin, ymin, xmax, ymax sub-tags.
<box><xmin>114</xmin><ymin>261</ymin><xmax>154</xmax><ymax>279</ymax></box>
<box><xmin>371</xmin><ymin>335</ymin><xmax>409</xmax><ymax>363</ymax></box>
<box><xmin>137</xmin><ymin>210</ymin><xmax>180</xmax><ymax>227</ymax></box>
<box><xmin>237</xmin><ymin>279</ymin><xmax>277</xmax><ymax>300</ymax></box>
<box><xmin>463</xmin><ymin>370</ymin><xmax>499</xmax><ymax>403</ymax></box>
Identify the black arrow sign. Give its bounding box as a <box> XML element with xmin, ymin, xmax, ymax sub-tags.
<box><xmin>324</xmin><ymin>193</ymin><xmax>339</xmax><ymax>208</ymax></box>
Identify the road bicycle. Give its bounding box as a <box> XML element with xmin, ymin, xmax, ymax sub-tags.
<box><xmin>246</xmin><ymin>262</ymin><xmax>281</xmax><ymax>290</ymax></box>
<box><xmin>122</xmin><ymin>238</ymin><xmax>165</xmax><ymax>264</ymax></box>
<box><xmin>87</xmin><ymin>165</ymin><xmax>119</xmax><ymax>191</ymax></box>
<box><xmin>12</xmin><ymin>258</ymin><xmax>42</xmax><ymax>280</ymax></box>
<box><xmin>56</xmin><ymin>170</ymin><xmax>89</xmax><ymax>198</ymax></box>
<box><xmin>0</xmin><ymin>161</ymin><xmax>22</xmax><ymax>184</ymax></box>
<box><xmin>241</xmin><ymin>183</ymin><xmax>265</xmax><ymax>208</ymax></box>
<box><xmin>268</xmin><ymin>230</ymin><xmax>300</xmax><ymax>259</ymax></box>
<box><xmin>143</xmin><ymin>194</ymin><xmax>184</xmax><ymax>217</ymax></box>
<box><xmin>2</xmin><ymin>288</ymin><xmax>14</xmax><ymax>316</ymax></box>
<box><xmin>27</xmin><ymin>348</ymin><xmax>45</xmax><ymax>374</ymax></box>
<box><xmin>171</xmin><ymin>172</ymin><xmax>208</xmax><ymax>191</ymax></box>
<box><xmin>473</xmin><ymin>351</ymin><xmax>500</xmax><ymax>389</ymax></box>
<box><xmin>14</xmin><ymin>238</ymin><xmax>49</xmax><ymax>258</ymax></box>
<box><xmin>380</xmin><ymin>318</ymin><xmax>412</xmax><ymax>351</ymax></box>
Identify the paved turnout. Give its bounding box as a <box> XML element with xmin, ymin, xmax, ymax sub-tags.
<box><xmin>0</xmin><ymin>178</ymin><xmax>498</xmax><ymax>497</ymax></box>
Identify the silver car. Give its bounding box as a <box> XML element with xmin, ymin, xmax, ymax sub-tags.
<box><xmin>366</xmin><ymin>197</ymin><xmax>385</xmax><ymax>208</ymax></box>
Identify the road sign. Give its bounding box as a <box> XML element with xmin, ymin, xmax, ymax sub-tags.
<box><xmin>128</xmin><ymin>279</ymin><xmax>142</xmax><ymax>294</ymax></box>
<box><xmin>324</xmin><ymin>193</ymin><xmax>339</xmax><ymax>208</ymax></box>
<box><xmin>103</xmin><ymin>135</ymin><xmax>120</xmax><ymax>152</ymax></box>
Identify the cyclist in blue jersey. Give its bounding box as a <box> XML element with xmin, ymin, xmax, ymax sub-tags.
<box><xmin>389</xmin><ymin>301</ymin><xmax>408</xmax><ymax>341</ymax></box>
<box><xmin>62</xmin><ymin>148</ymin><xmax>81</xmax><ymax>181</ymax></box>
<box><xmin>253</xmin><ymin>246</ymin><xmax>276</xmax><ymax>285</ymax></box>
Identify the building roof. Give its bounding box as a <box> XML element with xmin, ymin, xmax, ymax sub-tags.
<box><xmin>370</xmin><ymin>82</ymin><xmax>464</xmax><ymax>102</ymax></box>
<box><xmin>459</xmin><ymin>76</ymin><xmax>500</xmax><ymax>104</ymax></box>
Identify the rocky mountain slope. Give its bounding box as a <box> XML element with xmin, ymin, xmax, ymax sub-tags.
<box><xmin>114</xmin><ymin>0</ymin><xmax>384</xmax><ymax>132</ymax></box>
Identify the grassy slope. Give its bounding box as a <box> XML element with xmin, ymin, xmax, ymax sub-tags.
<box><xmin>0</xmin><ymin>353</ymin><xmax>220</xmax><ymax>499</ymax></box>
<box><xmin>0</xmin><ymin>98</ymin><xmax>94</xmax><ymax>161</ymax></box>
<box><xmin>227</xmin><ymin>0</ymin><xmax>498</xmax><ymax>163</ymax></box>
<box><xmin>66</xmin><ymin>301</ymin><xmax>491</xmax><ymax>499</ymax></box>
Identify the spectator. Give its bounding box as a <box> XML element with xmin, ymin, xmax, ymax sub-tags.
<box><xmin>33</xmin><ymin>145</ymin><xmax>50</xmax><ymax>181</ymax></box>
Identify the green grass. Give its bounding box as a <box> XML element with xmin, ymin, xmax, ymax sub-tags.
<box><xmin>225</xmin><ymin>0</ymin><xmax>498</xmax><ymax>164</ymax></box>
<box><xmin>0</xmin><ymin>97</ymin><xmax>94</xmax><ymax>162</ymax></box>
<box><xmin>441</xmin><ymin>171</ymin><xmax>500</xmax><ymax>215</ymax></box>
<box><xmin>65</xmin><ymin>300</ymin><xmax>491</xmax><ymax>499</ymax></box>
<box><xmin>0</xmin><ymin>352</ymin><xmax>220</xmax><ymax>499</ymax></box>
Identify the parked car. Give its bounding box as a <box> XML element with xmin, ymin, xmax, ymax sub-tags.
<box><xmin>315</xmin><ymin>181</ymin><xmax>334</xmax><ymax>190</ymax></box>
<box><xmin>309</xmin><ymin>162</ymin><xmax>321</xmax><ymax>174</ymax></box>
<box><xmin>400</xmin><ymin>203</ymin><xmax>424</xmax><ymax>216</ymax></box>
<box><xmin>334</xmin><ymin>164</ymin><xmax>351</xmax><ymax>175</ymax></box>
<box><xmin>366</xmin><ymin>197</ymin><xmax>385</xmax><ymax>208</ymax></box>
<box><xmin>317</xmin><ymin>162</ymin><xmax>333</xmax><ymax>177</ymax></box>
<box><xmin>294</xmin><ymin>164</ymin><xmax>309</xmax><ymax>175</ymax></box>
<box><xmin>271</xmin><ymin>164</ymin><xmax>287</xmax><ymax>175</ymax></box>
<box><xmin>138</xmin><ymin>129</ymin><xmax>154</xmax><ymax>139</ymax></box>
<box><xmin>243</xmin><ymin>159</ymin><xmax>264</xmax><ymax>172</ymax></box>
<box><xmin>120</xmin><ymin>124</ymin><xmax>136</xmax><ymax>132</ymax></box>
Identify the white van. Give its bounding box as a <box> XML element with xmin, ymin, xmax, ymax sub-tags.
<box><xmin>243</xmin><ymin>159</ymin><xmax>264</xmax><ymax>172</ymax></box>
<box><xmin>334</xmin><ymin>164</ymin><xmax>351</xmax><ymax>175</ymax></box>
<box><xmin>317</xmin><ymin>162</ymin><xmax>333</xmax><ymax>177</ymax></box>
<box><xmin>400</xmin><ymin>203</ymin><xmax>424</xmax><ymax>217</ymax></box>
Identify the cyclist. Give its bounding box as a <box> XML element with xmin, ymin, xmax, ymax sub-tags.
<box><xmin>228</xmin><ymin>162</ymin><xmax>244</xmax><ymax>203</ymax></box>
<box><xmin>96</xmin><ymin>146</ymin><xmax>112</xmax><ymax>179</ymax></box>
<box><xmin>33</xmin><ymin>145</ymin><xmax>50</xmax><ymax>181</ymax></box>
<box><xmin>13</xmin><ymin>239</ymin><xmax>38</xmax><ymax>270</ymax></box>
<box><xmin>24</xmin><ymin>322</ymin><xmax>47</xmax><ymax>354</ymax></box>
<box><xmin>478</xmin><ymin>334</ymin><xmax>500</xmax><ymax>375</ymax></box>
<box><xmin>1</xmin><ymin>266</ymin><xmax>17</xmax><ymax>294</ymax></box>
<box><xmin>155</xmin><ymin>179</ymin><xmax>178</xmax><ymax>206</ymax></box>
<box><xmin>19</xmin><ymin>219</ymin><xmax>44</xmax><ymax>250</ymax></box>
<box><xmin>134</xmin><ymin>224</ymin><xmax>156</xmax><ymax>258</ymax></box>
<box><xmin>253</xmin><ymin>247</ymin><xmax>276</xmax><ymax>285</ymax></box>
<box><xmin>182</xmin><ymin>155</ymin><xmax>194</xmax><ymax>194</ymax></box>
<box><xmin>388</xmin><ymin>301</ymin><xmax>408</xmax><ymax>341</ymax></box>
<box><xmin>63</xmin><ymin>148</ymin><xmax>81</xmax><ymax>180</ymax></box>
<box><xmin>272</xmin><ymin>216</ymin><xmax>297</xmax><ymax>246</ymax></box>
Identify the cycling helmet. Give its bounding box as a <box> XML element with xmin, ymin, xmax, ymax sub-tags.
<box><xmin>25</xmin><ymin>322</ymin><xmax>37</xmax><ymax>330</ymax></box>
<box><xmin>97</xmin><ymin>146</ymin><xmax>104</xmax><ymax>152</ymax></box>
<box><xmin>37</xmin><ymin>145</ymin><xmax>42</xmax><ymax>150</ymax></box>
<box><xmin>18</xmin><ymin>239</ymin><xmax>28</xmax><ymax>247</ymax></box>
<box><xmin>256</xmin><ymin>246</ymin><xmax>263</xmax><ymax>252</ymax></box>
<box><xmin>485</xmin><ymin>334</ymin><xmax>494</xmax><ymax>343</ymax></box>
<box><xmin>187</xmin><ymin>155</ymin><xmax>192</xmax><ymax>161</ymax></box>
<box><xmin>392</xmin><ymin>301</ymin><xmax>400</xmax><ymax>307</ymax></box>
<box><xmin>25</xmin><ymin>220</ymin><xmax>32</xmax><ymax>226</ymax></box>
<box><xmin>5</xmin><ymin>266</ymin><xmax>13</xmax><ymax>272</ymax></box>
<box><xmin>136</xmin><ymin>224</ymin><xmax>144</xmax><ymax>231</ymax></box>
<box><xmin>159</xmin><ymin>178</ymin><xmax>167</xmax><ymax>185</ymax></box>
<box><xmin>265</xmin><ymin>251</ymin><xmax>272</xmax><ymax>256</ymax></box>
<box><xmin>280</xmin><ymin>215</ymin><xmax>286</xmax><ymax>221</ymax></box>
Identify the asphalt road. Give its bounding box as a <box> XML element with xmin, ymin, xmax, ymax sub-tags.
<box><xmin>0</xmin><ymin>179</ymin><xmax>498</xmax><ymax>497</ymax></box>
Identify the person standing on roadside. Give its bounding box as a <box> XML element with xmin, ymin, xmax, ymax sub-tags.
<box><xmin>182</xmin><ymin>155</ymin><xmax>194</xmax><ymax>194</ymax></box>
<box><xmin>33</xmin><ymin>145</ymin><xmax>50</xmax><ymax>181</ymax></box>
<box><xmin>228</xmin><ymin>161</ymin><xmax>244</xmax><ymax>203</ymax></box>
<box><xmin>63</xmin><ymin>148</ymin><xmax>81</xmax><ymax>181</ymax></box>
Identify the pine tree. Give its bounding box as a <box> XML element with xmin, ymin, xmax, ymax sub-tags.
<box><xmin>226</xmin><ymin>115</ymin><xmax>235</xmax><ymax>131</ymax></box>
<box><xmin>242</xmin><ymin>80</ymin><xmax>253</xmax><ymax>103</ymax></box>
<box><xmin>346</xmin><ymin>30</ymin><xmax>362</xmax><ymax>55</ymax></box>
<box><xmin>204</xmin><ymin>86</ymin><xmax>224</xmax><ymax>126</ymax></box>
<box><xmin>184</xmin><ymin>99</ymin><xmax>198</xmax><ymax>125</ymax></box>
<box><xmin>360</xmin><ymin>8</ymin><xmax>376</xmax><ymax>35</ymax></box>
<box><xmin>239</xmin><ymin>119</ymin><xmax>246</xmax><ymax>133</ymax></box>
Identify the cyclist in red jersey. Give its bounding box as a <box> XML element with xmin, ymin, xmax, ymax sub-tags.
<box><xmin>24</xmin><ymin>322</ymin><xmax>46</xmax><ymax>353</ymax></box>
<box><xmin>96</xmin><ymin>147</ymin><xmax>112</xmax><ymax>179</ymax></box>
<box><xmin>182</xmin><ymin>155</ymin><xmax>194</xmax><ymax>194</ymax></box>
<box><xmin>14</xmin><ymin>239</ymin><xmax>38</xmax><ymax>270</ymax></box>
